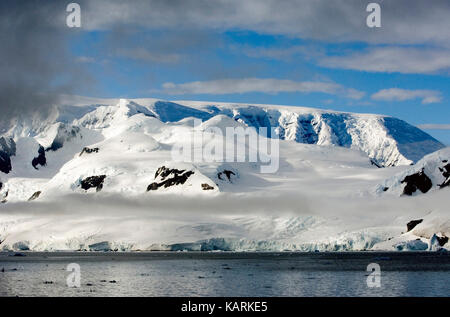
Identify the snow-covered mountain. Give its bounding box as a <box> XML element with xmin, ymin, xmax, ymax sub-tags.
<box><xmin>0</xmin><ymin>97</ymin><xmax>448</xmax><ymax>252</ymax></box>
<box><xmin>376</xmin><ymin>147</ymin><xmax>450</xmax><ymax>196</ymax></box>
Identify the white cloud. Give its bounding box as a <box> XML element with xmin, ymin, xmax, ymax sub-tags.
<box><xmin>82</xmin><ymin>0</ymin><xmax>450</xmax><ymax>46</ymax></box>
<box><xmin>371</xmin><ymin>88</ymin><xmax>442</xmax><ymax>104</ymax></box>
<box><xmin>160</xmin><ymin>78</ymin><xmax>365</xmax><ymax>99</ymax></box>
<box><xmin>319</xmin><ymin>47</ymin><xmax>450</xmax><ymax>74</ymax></box>
<box><xmin>75</xmin><ymin>56</ymin><xmax>95</xmax><ymax>63</ymax></box>
<box><xmin>115</xmin><ymin>48</ymin><xmax>181</xmax><ymax>63</ymax></box>
<box><xmin>417</xmin><ymin>124</ymin><xmax>450</xmax><ymax>130</ymax></box>
<box><xmin>237</xmin><ymin>45</ymin><xmax>311</xmax><ymax>61</ymax></box>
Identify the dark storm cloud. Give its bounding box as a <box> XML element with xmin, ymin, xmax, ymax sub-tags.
<box><xmin>0</xmin><ymin>1</ymin><xmax>91</xmax><ymax>129</ymax></box>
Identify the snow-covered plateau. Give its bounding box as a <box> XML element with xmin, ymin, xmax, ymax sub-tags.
<box><xmin>0</xmin><ymin>97</ymin><xmax>448</xmax><ymax>252</ymax></box>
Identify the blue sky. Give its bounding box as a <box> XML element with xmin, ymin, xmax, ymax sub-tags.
<box><xmin>66</xmin><ymin>0</ymin><xmax>450</xmax><ymax>144</ymax></box>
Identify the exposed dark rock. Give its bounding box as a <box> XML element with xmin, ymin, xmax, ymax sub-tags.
<box><xmin>46</xmin><ymin>125</ymin><xmax>81</xmax><ymax>152</ymax></box>
<box><xmin>217</xmin><ymin>170</ymin><xmax>236</xmax><ymax>182</ymax></box>
<box><xmin>46</xmin><ymin>141</ymin><xmax>63</xmax><ymax>152</ymax></box>
<box><xmin>406</xmin><ymin>219</ymin><xmax>423</xmax><ymax>232</ymax></box>
<box><xmin>147</xmin><ymin>166</ymin><xmax>194</xmax><ymax>191</ymax></box>
<box><xmin>436</xmin><ymin>235</ymin><xmax>449</xmax><ymax>247</ymax></box>
<box><xmin>79</xmin><ymin>147</ymin><xmax>99</xmax><ymax>156</ymax></box>
<box><xmin>154</xmin><ymin>166</ymin><xmax>186</xmax><ymax>180</ymax></box>
<box><xmin>28</xmin><ymin>191</ymin><xmax>42</xmax><ymax>201</ymax></box>
<box><xmin>0</xmin><ymin>137</ymin><xmax>16</xmax><ymax>156</ymax></box>
<box><xmin>438</xmin><ymin>163</ymin><xmax>450</xmax><ymax>188</ymax></box>
<box><xmin>401</xmin><ymin>169</ymin><xmax>432</xmax><ymax>196</ymax></box>
<box><xmin>31</xmin><ymin>146</ymin><xmax>47</xmax><ymax>170</ymax></box>
<box><xmin>1</xmin><ymin>190</ymin><xmax>8</xmax><ymax>204</ymax></box>
<box><xmin>370</xmin><ymin>159</ymin><xmax>382</xmax><ymax>168</ymax></box>
<box><xmin>0</xmin><ymin>182</ymin><xmax>2</xmax><ymax>190</ymax></box>
<box><xmin>201</xmin><ymin>183</ymin><xmax>214</xmax><ymax>191</ymax></box>
<box><xmin>146</xmin><ymin>182</ymin><xmax>159</xmax><ymax>191</ymax></box>
<box><xmin>0</xmin><ymin>151</ymin><xmax>12</xmax><ymax>174</ymax></box>
<box><xmin>382</xmin><ymin>187</ymin><xmax>389</xmax><ymax>192</ymax></box>
<box><xmin>0</xmin><ymin>137</ymin><xmax>16</xmax><ymax>174</ymax></box>
<box><xmin>80</xmin><ymin>175</ymin><xmax>106</xmax><ymax>192</ymax></box>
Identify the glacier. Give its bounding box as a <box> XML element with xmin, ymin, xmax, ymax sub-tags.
<box><xmin>0</xmin><ymin>97</ymin><xmax>448</xmax><ymax>252</ymax></box>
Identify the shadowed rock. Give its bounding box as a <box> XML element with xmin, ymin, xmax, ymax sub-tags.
<box><xmin>0</xmin><ymin>137</ymin><xmax>15</xmax><ymax>174</ymax></box>
<box><xmin>436</xmin><ymin>235</ymin><xmax>449</xmax><ymax>246</ymax></box>
<box><xmin>31</xmin><ymin>145</ymin><xmax>46</xmax><ymax>170</ymax></box>
<box><xmin>438</xmin><ymin>163</ymin><xmax>450</xmax><ymax>188</ymax></box>
<box><xmin>201</xmin><ymin>183</ymin><xmax>214</xmax><ymax>190</ymax></box>
<box><xmin>46</xmin><ymin>124</ymin><xmax>81</xmax><ymax>152</ymax></box>
<box><xmin>80</xmin><ymin>175</ymin><xmax>106</xmax><ymax>192</ymax></box>
<box><xmin>406</xmin><ymin>219</ymin><xmax>423</xmax><ymax>232</ymax></box>
<box><xmin>217</xmin><ymin>170</ymin><xmax>236</xmax><ymax>182</ymax></box>
<box><xmin>401</xmin><ymin>169</ymin><xmax>432</xmax><ymax>196</ymax></box>
<box><xmin>147</xmin><ymin>166</ymin><xmax>194</xmax><ymax>191</ymax></box>
<box><xmin>1</xmin><ymin>190</ymin><xmax>8</xmax><ymax>203</ymax></box>
<box><xmin>28</xmin><ymin>191</ymin><xmax>41</xmax><ymax>201</ymax></box>
<box><xmin>370</xmin><ymin>159</ymin><xmax>382</xmax><ymax>168</ymax></box>
<box><xmin>79</xmin><ymin>147</ymin><xmax>99</xmax><ymax>156</ymax></box>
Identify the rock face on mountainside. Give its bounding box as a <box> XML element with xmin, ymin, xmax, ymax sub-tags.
<box><xmin>143</xmin><ymin>100</ymin><xmax>443</xmax><ymax>167</ymax></box>
<box><xmin>31</xmin><ymin>146</ymin><xmax>47</xmax><ymax>170</ymax></box>
<box><xmin>147</xmin><ymin>166</ymin><xmax>195</xmax><ymax>191</ymax></box>
<box><xmin>401</xmin><ymin>170</ymin><xmax>433</xmax><ymax>196</ymax></box>
<box><xmin>407</xmin><ymin>219</ymin><xmax>423</xmax><ymax>232</ymax></box>
<box><xmin>377</xmin><ymin>148</ymin><xmax>450</xmax><ymax>196</ymax></box>
<box><xmin>80</xmin><ymin>175</ymin><xmax>106</xmax><ymax>192</ymax></box>
<box><xmin>0</xmin><ymin>137</ymin><xmax>16</xmax><ymax>174</ymax></box>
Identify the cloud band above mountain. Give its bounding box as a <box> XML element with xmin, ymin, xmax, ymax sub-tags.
<box><xmin>371</xmin><ymin>88</ymin><xmax>442</xmax><ymax>104</ymax></box>
<box><xmin>159</xmin><ymin>78</ymin><xmax>365</xmax><ymax>99</ymax></box>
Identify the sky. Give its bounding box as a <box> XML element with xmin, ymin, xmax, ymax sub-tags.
<box><xmin>1</xmin><ymin>0</ymin><xmax>450</xmax><ymax>144</ymax></box>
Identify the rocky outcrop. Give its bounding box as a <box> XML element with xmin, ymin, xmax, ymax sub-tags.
<box><xmin>44</xmin><ymin>123</ymin><xmax>81</xmax><ymax>152</ymax></box>
<box><xmin>80</xmin><ymin>175</ymin><xmax>106</xmax><ymax>192</ymax></box>
<box><xmin>438</xmin><ymin>162</ymin><xmax>450</xmax><ymax>188</ymax></box>
<box><xmin>406</xmin><ymin>219</ymin><xmax>423</xmax><ymax>232</ymax></box>
<box><xmin>217</xmin><ymin>170</ymin><xmax>236</xmax><ymax>182</ymax></box>
<box><xmin>147</xmin><ymin>166</ymin><xmax>194</xmax><ymax>191</ymax></box>
<box><xmin>0</xmin><ymin>190</ymin><xmax>7</xmax><ymax>203</ymax></box>
<box><xmin>201</xmin><ymin>183</ymin><xmax>214</xmax><ymax>190</ymax></box>
<box><xmin>401</xmin><ymin>169</ymin><xmax>432</xmax><ymax>196</ymax></box>
<box><xmin>0</xmin><ymin>137</ymin><xmax>16</xmax><ymax>174</ymax></box>
<box><xmin>79</xmin><ymin>147</ymin><xmax>99</xmax><ymax>156</ymax></box>
<box><xmin>377</xmin><ymin>148</ymin><xmax>450</xmax><ymax>196</ymax></box>
<box><xmin>31</xmin><ymin>146</ymin><xmax>47</xmax><ymax>170</ymax></box>
<box><xmin>0</xmin><ymin>150</ymin><xmax>12</xmax><ymax>173</ymax></box>
<box><xmin>436</xmin><ymin>235</ymin><xmax>449</xmax><ymax>247</ymax></box>
<box><xmin>28</xmin><ymin>191</ymin><xmax>42</xmax><ymax>201</ymax></box>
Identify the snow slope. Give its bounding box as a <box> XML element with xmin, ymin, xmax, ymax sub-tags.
<box><xmin>376</xmin><ymin>147</ymin><xmax>450</xmax><ymax>196</ymax></box>
<box><xmin>0</xmin><ymin>97</ymin><xmax>448</xmax><ymax>251</ymax></box>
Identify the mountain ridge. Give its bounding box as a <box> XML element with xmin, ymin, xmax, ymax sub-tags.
<box><xmin>0</xmin><ymin>97</ymin><xmax>444</xmax><ymax>169</ymax></box>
